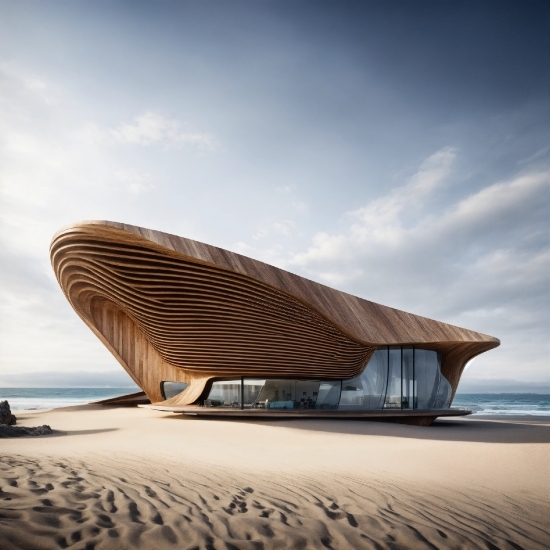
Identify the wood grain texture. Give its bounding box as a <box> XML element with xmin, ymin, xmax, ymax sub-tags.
<box><xmin>50</xmin><ymin>221</ymin><xmax>499</xmax><ymax>406</ymax></box>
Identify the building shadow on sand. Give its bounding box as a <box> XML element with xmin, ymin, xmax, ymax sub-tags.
<box><xmin>165</xmin><ymin>413</ymin><xmax>550</xmax><ymax>444</ymax></box>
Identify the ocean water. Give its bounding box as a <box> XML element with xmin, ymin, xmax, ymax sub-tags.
<box><xmin>0</xmin><ymin>388</ymin><xmax>136</xmax><ymax>411</ymax></box>
<box><xmin>1</xmin><ymin>388</ymin><xmax>549</xmax><ymax>415</ymax></box>
<box><xmin>453</xmin><ymin>393</ymin><xmax>550</xmax><ymax>416</ymax></box>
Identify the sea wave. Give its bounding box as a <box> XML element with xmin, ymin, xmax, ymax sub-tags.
<box><xmin>469</xmin><ymin>408</ymin><xmax>550</xmax><ymax>416</ymax></box>
<box><xmin>453</xmin><ymin>393</ymin><xmax>550</xmax><ymax>416</ymax></box>
<box><xmin>0</xmin><ymin>388</ymin><xmax>135</xmax><ymax>411</ymax></box>
<box><xmin>2</xmin><ymin>389</ymin><xmax>549</xmax><ymax>415</ymax></box>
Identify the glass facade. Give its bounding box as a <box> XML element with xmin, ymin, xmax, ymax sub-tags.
<box><xmin>415</xmin><ymin>349</ymin><xmax>440</xmax><ymax>409</ymax></box>
<box><xmin>204</xmin><ymin>380</ymin><xmax>241</xmax><ymax>408</ymax></box>
<box><xmin>258</xmin><ymin>379</ymin><xmax>295</xmax><ymax>409</ymax></box>
<box><xmin>250</xmin><ymin>379</ymin><xmax>340</xmax><ymax>410</ymax></box>
<box><xmin>315</xmin><ymin>382</ymin><xmax>342</xmax><ymax>409</ymax></box>
<box><xmin>384</xmin><ymin>347</ymin><xmax>402</xmax><ymax>409</ymax></box>
<box><xmin>433</xmin><ymin>374</ymin><xmax>452</xmax><ymax>409</ymax></box>
<box><xmin>243</xmin><ymin>379</ymin><xmax>265</xmax><ymax>408</ymax></box>
<box><xmin>161</xmin><ymin>381</ymin><xmax>189</xmax><ymax>400</ymax></box>
<box><xmin>339</xmin><ymin>348</ymin><xmax>387</xmax><ymax>410</ymax></box>
<box><xmin>201</xmin><ymin>347</ymin><xmax>453</xmax><ymax>411</ymax></box>
<box><xmin>402</xmin><ymin>347</ymin><xmax>414</xmax><ymax>410</ymax></box>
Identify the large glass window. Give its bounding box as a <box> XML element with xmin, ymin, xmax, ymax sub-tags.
<box><xmin>200</xmin><ymin>347</ymin><xmax>451</xmax><ymax>412</ymax></box>
<box><xmin>161</xmin><ymin>381</ymin><xmax>189</xmax><ymax>400</ymax></box>
<box><xmin>402</xmin><ymin>347</ymin><xmax>414</xmax><ymax>410</ymax></box>
<box><xmin>339</xmin><ymin>346</ymin><xmax>449</xmax><ymax>411</ymax></box>
<box><xmin>316</xmin><ymin>382</ymin><xmax>341</xmax><ymax>410</ymax></box>
<box><xmin>249</xmin><ymin>379</ymin><xmax>340</xmax><ymax>410</ymax></box>
<box><xmin>242</xmin><ymin>379</ymin><xmax>265</xmax><ymax>409</ymax></box>
<box><xmin>296</xmin><ymin>380</ymin><xmax>322</xmax><ymax>409</ymax></box>
<box><xmin>414</xmin><ymin>349</ymin><xmax>440</xmax><ymax>409</ymax></box>
<box><xmin>204</xmin><ymin>380</ymin><xmax>241</xmax><ymax>408</ymax></box>
<box><xmin>433</xmin><ymin>374</ymin><xmax>452</xmax><ymax>409</ymax></box>
<box><xmin>339</xmin><ymin>348</ymin><xmax>387</xmax><ymax>410</ymax></box>
<box><xmin>384</xmin><ymin>347</ymin><xmax>402</xmax><ymax>409</ymax></box>
<box><xmin>255</xmin><ymin>379</ymin><xmax>295</xmax><ymax>409</ymax></box>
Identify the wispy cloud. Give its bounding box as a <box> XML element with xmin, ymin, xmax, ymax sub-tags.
<box><xmin>348</xmin><ymin>147</ymin><xmax>456</xmax><ymax>245</ymax></box>
<box><xmin>273</xmin><ymin>220</ymin><xmax>295</xmax><ymax>236</ymax></box>
<box><xmin>114</xmin><ymin>170</ymin><xmax>154</xmax><ymax>194</ymax></box>
<box><xmin>281</xmin><ymin>149</ymin><xmax>549</xmax><ymax>384</ymax></box>
<box><xmin>289</xmin><ymin>147</ymin><xmax>457</xmax><ymax>268</ymax></box>
<box><xmin>289</xmin><ymin>150</ymin><xmax>548</xmax><ymax>290</ymax></box>
<box><xmin>0</xmin><ymin>0</ymin><xmax>547</xmax><ymax>391</ymax></box>
<box><xmin>109</xmin><ymin>111</ymin><xmax>213</xmax><ymax>149</ymax></box>
<box><xmin>0</xmin><ymin>63</ymin><xmax>59</xmax><ymax>105</ymax></box>
<box><xmin>292</xmin><ymin>201</ymin><xmax>309</xmax><ymax>212</ymax></box>
<box><xmin>252</xmin><ymin>227</ymin><xmax>269</xmax><ymax>240</ymax></box>
<box><xmin>253</xmin><ymin>220</ymin><xmax>296</xmax><ymax>240</ymax></box>
<box><xmin>276</xmin><ymin>185</ymin><xmax>294</xmax><ymax>193</ymax></box>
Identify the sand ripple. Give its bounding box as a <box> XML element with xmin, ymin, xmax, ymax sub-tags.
<box><xmin>1</xmin><ymin>454</ymin><xmax>548</xmax><ymax>550</ymax></box>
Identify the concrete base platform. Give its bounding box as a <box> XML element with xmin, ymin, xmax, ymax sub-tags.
<box><xmin>139</xmin><ymin>404</ymin><xmax>471</xmax><ymax>426</ymax></box>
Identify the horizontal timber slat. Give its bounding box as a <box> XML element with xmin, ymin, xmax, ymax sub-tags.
<box><xmin>50</xmin><ymin>221</ymin><xmax>500</xmax><ymax>406</ymax></box>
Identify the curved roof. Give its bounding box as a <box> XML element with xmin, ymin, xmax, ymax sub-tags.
<box><xmin>52</xmin><ymin>220</ymin><xmax>499</xmax><ymax>348</ymax></box>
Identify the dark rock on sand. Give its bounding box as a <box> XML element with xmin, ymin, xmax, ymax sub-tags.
<box><xmin>0</xmin><ymin>400</ymin><xmax>17</xmax><ymax>425</ymax></box>
<box><xmin>0</xmin><ymin>424</ymin><xmax>53</xmax><ymax>438</ymax></box>
<box><xmin>0</xmin><ymin>400</ymin><xmax>52</xmax><ymax>437</ymax></box>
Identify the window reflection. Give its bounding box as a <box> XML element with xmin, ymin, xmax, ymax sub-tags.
<box><xmin>433</xmin><ymin>374</ymin><xmax>452</xmax><ymax>409</ymax></box>
<box><xmin>415</xmin><ymin>350</ymin><xmax>440</xmax><ymax>409</ymax></box>
<box><xmin>402</xmin><ymin>347</ymin><xmax>414</xmax><ymax>410</ymax></box>
<box><xmin>161</xmin><ymin>381</ymin><xmax>189</xmax><ymax>400</ymax></box>
<box><xmin>200</xmin><ymin>347</ymin><xmax>453</xmax><ymax>412</ymax></box>
<box><xmin>295</xmin><ymin>380</ymin><xmax>320</xmax><ymax>409</ymax></box>
<box><xmin>316</xmin><ymin>382</ymin><xmax>341</xmax><ymax>409</ymax></box>
<box><xmin>232</xmin><ymin>379</ymin><xmax>343</xmax><ymax>410</ymax></box>
<box><xmin>384</xmin><ymin>347</ymin><xmax>402</xmax><ymax>409</ymax></box>
<box><xmin>339</xmin><ymin>346</ymin><xmax>450</xmax><ymax>411</ymax></box>
<box><xmin>242</xmin><ymin>379</ymin><xmax>265</xmax><ymax>409</ymax></box>
<box><xmin>255</xmin><ymin>379</ymin><xmax>295</xmax><ymax>409</ymax></box>
<box><xmin>339</xmin><ymin>348</ymin><xmax>387</xmax><ymax>410</ymax></box>
<box><xmin>204</xmin><ymin>380</ymin><xmax>241</xmax><ymax>408</ymax></box>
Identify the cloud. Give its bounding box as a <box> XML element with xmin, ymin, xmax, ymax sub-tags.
<box><xmin>288</xmin><ymin>151</ymin><xmax>548</xmax><ymax>287</ymax></box>
<box><xmin>348</xmin><ymin>146</ymin><xmax>456</xmax><ymax>245</ymax></box>
<box><xmin>273</xmin><ymin>220</ymin><xmax>295</xmax><ymax>236</ymax></box>
<box><xmin>253</xmin><ymin>220</ymin><xmax>296</xmax><ymax>240</ymax></box>
<box><xmin>0</xmin><ymin>2</ymin><xmax>547</xmax><ymax>395</ymax></box>
<box><xmin>439</xmin><ymin>171</ymin><xmax>548</xmax><ymax>238</ymax></box>
<box><xmin>252</xmin><ymin>227</ymin><xmax>269</xmax><ymax>240</ymax></box>
<box><xmin>0</xmin><ymin>63</ymin><xmax>58</xmax><ymax>105</ymax></box>
<box><xmin>290</xmin><ymin>147</ymin><xmax>457</xmax><ymax>268</ymax></box>
<box><xmin>276</xmin><ymin>185</ymin><xmax>291</xmax><ymax>193</ymax></box>
<box><xmin>280</xmin><ymin>149</ymin><xmax>549</xmax><ymax>386</ymax></box>
<box><xmin>292</xmin><ymin>201</ymin><xmax>309</xmax><ymax>212</ymax></box>
<box><xmin>0</xmin><ymin>67</ymin><xmax>220</xmax><ymax>381</ymax></box>
<box><xmin>114</xmin><ymin>170</ymin><xmax>154</xmax><ymax>194</ymax></box>
<box><xmin>109</xmin><ymin>111</ymin><xmax>213</xmax><ymax>149</ymax></box>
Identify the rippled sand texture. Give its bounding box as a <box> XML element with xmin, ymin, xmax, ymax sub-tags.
<box><xmin>2</xmin><ymin>455</ymin><xmax>548</xmax><ymax>550</ymax></box>
<box><xmin>1</xmin><ymin>407</ymin><xmax>549</xmax><ymax>549</ymax></box>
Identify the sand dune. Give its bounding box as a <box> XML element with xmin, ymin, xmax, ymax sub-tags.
<box><xmin>1</xmin><ymin>406</ymin><xmax>549</xmax><ymax>549</ymax></box>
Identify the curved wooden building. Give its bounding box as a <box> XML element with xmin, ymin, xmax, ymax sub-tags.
<box><xmin>50</xmin><ymin>221</ymin><xmax>499</xmax><ymax>424</ymax></box>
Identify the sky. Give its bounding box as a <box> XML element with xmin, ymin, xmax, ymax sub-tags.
<box><xmin>0</xmin><ymin>1</ymin><xmax>548</xmax><ymax>392</ymax></box>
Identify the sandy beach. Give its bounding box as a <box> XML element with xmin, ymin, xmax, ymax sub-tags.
<box><xmin>1</xmin><ymin>405</ymin><xmax>549</xmax><ymax>550</ymax></box>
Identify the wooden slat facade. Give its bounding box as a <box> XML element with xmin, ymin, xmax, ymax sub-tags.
<box><xmin>50</xmin><ymin>221</ymin><xmax>499</xmax><ymax>409</ymax></box>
